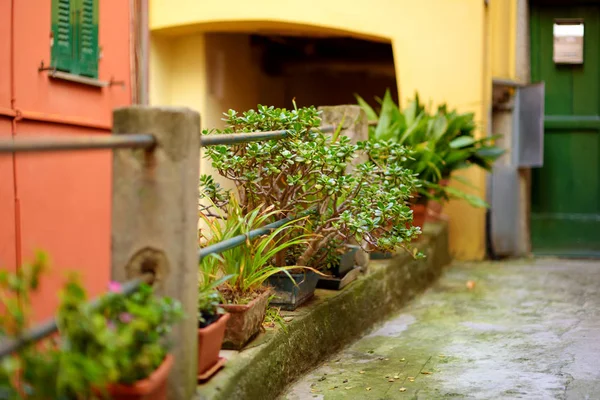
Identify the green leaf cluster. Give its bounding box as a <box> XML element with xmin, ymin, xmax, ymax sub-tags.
<box><xmin>199</xmin><ymin>194</ymin><xmax>315</xmax><ymax>305</ymax></box>
<box><xmin>0</xmin><ymin>254</ymin><xmax>183</xmax><ymax>398</ymax></box>
<box><xmin>201</xmin><ymin>104</ymin><xmax>421</xmax><ymax>269</ymax></box>
<box><xmin>357</xmin><ymin>90</ymin><xmax>505</xmax><ymax>207</ymax></box>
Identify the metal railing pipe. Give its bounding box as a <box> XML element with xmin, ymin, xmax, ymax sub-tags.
<box><xmin>200</xmin><ymin>125</ymin><xmax>335</xmax><ymax>146</ymax></box>
<box><xmin>0</xmin><ymin>134</ymin><xmax>156</xmax><ymax>153</ymax></box>
<box><xmin>198</xmin><ymin>216</ymin><xmax>292</xmax><ymax>262</ymax></box>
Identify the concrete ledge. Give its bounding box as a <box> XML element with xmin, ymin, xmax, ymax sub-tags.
<box><xmin>195</xmin><ymin>222</ymin><xmax>450</xmax><ymax>400</ymax></box>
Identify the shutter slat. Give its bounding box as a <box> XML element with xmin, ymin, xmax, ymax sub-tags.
<box><xmin>77</xmin><ymin>0</ymin><xmax>98</xmax><ymax>78</ymax></box>
<box><xmin>51</xmin><ymin>0</ymin><xmax>73</xmax><ymax>73</ymax></box>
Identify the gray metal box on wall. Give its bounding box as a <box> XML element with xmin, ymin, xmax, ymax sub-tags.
<box><xmin>513</xmin><ymin>82</ymin><xmax>545</xmax><ymax>167</ymax></box>
<box><xmin>488</xmin><ymin>80</ymin><xmax>545</xmax><ymax>257</ymax></box>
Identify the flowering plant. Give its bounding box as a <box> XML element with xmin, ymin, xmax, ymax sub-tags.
<box><xmin>92</xmin><ymin>281</ymin><xmax>184</xmax><ymax>384</ymax></box>
<box><xmin>0</xmin><ymin>254</ymin><xmax>183</xmax><ymax>398</ymax></box>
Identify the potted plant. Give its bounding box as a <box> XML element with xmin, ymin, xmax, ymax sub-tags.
<box><xmin>0</xmin><ymin>254</ymin><xmax>183</xmax><ymax>400</ymax></box>
<box><xmin>80</xmin><ymin>279</ymin><xmax>183</xmax><ymax>400</ymax></box>
<box><xmin>357</xmin><ymin>90</ymin><xmax>502</xmax><ymax>224</ymax></box>
<box><xmin>202</xmin><ymin>103</ymin><xmax>422</xmax><ymax>283</ymax></box>
<box><xmin>199</xmin><ymin>194</ymin><xmax>314</xmax><ymax>347</ymax></box>
<box><xmin>196</xmin><ymin>278</ymin><xmax>230</xmax><ymax>381</ymax></box>
<box><xmin>0</xmin><ymin>253</ymin><xmax>123</xmax><ymax>400</ymax></box>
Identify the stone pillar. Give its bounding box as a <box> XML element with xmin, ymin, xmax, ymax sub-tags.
<box><xmin>318</xmin><ymin>105</ymin><xmax>370</xmax><ymax>270</ymax></box>
<box><xmin>111</xmin><ymin>107</ymin><xmax>200</xmax><ymax>400</ymax></box>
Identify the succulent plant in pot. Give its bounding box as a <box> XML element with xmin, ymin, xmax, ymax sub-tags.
<box><xmin>202</xmin><ymin>103</ymin><xmax>422</xmax><ymax>274</ymax></box>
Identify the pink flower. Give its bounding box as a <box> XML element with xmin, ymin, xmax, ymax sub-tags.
<box><xmin>107</xmin><ymin>321</ymin><xmax>116</xmax><ymax>331</ymax></box>
<box><xmin>108</xmin><ymin>281</ymin><xmax>122</xmax><ymax>293</ymax></box>
<box><xmin>119</xmin><ymin>312</ymin><xmax>133</xmax><ymax>323</ymax></box>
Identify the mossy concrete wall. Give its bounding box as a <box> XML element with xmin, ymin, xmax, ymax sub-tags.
<box><xmin>195</xmin><ymin>222</ymin><xmax>450</xmax><ymax>400</ymax></box>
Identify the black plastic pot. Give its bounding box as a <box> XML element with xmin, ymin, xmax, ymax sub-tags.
<box><xmin>317</xmin><ymin>266</ymin><xmax>361</xmax><ymax>290</ymax></box>
<box><xmin>267</xmin><ymin>270</ymin><xmax>319</xmax><ymax>311</ymax></box>
<box><xmin>329</xmin><ymin>245</ymin><xmax>359</xmax><ymax>277</ymax></box>
<box><xmin>370</xmin><ymin>251</ymin><xmax>393</xmax><ymax>260</ymax></box>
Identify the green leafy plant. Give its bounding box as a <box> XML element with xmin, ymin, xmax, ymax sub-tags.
<box><xmin>92</xmin><ymin>281</ymin><xmax>184</xmax><ymax>385</ymax></box>
<box><xmin>357</xmin><ymin>89</ymin><xmax>504</xmax><ymax>207</ymax></box>
<box><xmin>202</xmin><ymin>103</ymin><xmax>421</xmax><ymax>266</ymax></box>
<box><xmin>0</xmin><ymin>254</ymin><xmax>118</xmax><ymax>400</ymax></box>
<box><xmin>263</xmin><ymin>301</ymin><xmax>288</xmax><ymax>333</ymax></box>
<box><xmin>197</xmin><ymin>276</ymin><xmax>228</xmax><ymax>329</ymax></box>
<box><xmin>199</xmin><ymin>194</ymin><xmax>315</xmax><ymax>304</ymax></box>
<box><xmin>0</xmin><ymin>254</ymin><xmax>184</xmax><ymax>398</ymax></box>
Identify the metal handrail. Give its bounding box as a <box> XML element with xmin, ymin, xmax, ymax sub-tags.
<box><xmin>0</xmin><ymin>124</ymin><xmax>342</xmax><ymax>153</ymax></box>
<box><xmin>200</xmin><ymin>125</ymin><xmax>335</xmax><ymax>146</ymax></box>
<box><xmin>0</xmin><ymin>274</ymin><xmax>153</xmax><ymax>358</ymax></box>
<box><xmin>0</xmin><ymin>134</ymin><xmax>156</xmax><ymax>153</ymax></box>
<box><xmin>198</xmin><ymin>216</ymin><xmax>293</xmax><ymax>262</ymax></box>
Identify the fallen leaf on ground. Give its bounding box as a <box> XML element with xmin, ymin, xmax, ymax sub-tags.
<box><xmin>366</xmin><ymin>387</ymin><xmax>372</xmax><ymax>391</ymax></box>
<box><xmin>388</xmin><ymin>379</ymin><xmax>395</xmax><ymax>382</ymax></box>
<box><xmin>399</xmin><ymin>388</ymin><xmax>407</xmax><ymax>392</ymax></box>
<box><xmin>393</xmin><ymin>375</ymin><xmax>400</xmax><ymax>379</ymax></box>
<box><xmin>408</xmin><ymin>377</ymin><xmax>415</xmax><ymax>382</ymax></box>
<box><xmin>359</xmin><ymin>371</ymin><xmax>365</xmax><ymax>374</ymax></box>
<box><xmin>400</xmin><ymin>358</ymin><xmax>406</xmax><ymax>361</ymax></box>
<box><xmin>345</xmin><ymin>387</ymin><xmax>353</xmax><ymax>390</ymax></box>
<box><xmin>421</xmin><ymin>371</ymin><xmax>432</xmax><ymax>375</ymax></box>
<box><xmin>438</xmin><ymin>354</ymin><xmax>446</xmax><ymax>358</ymax></box>
<box><xmin>466</xmin><ymin>280</ymin><xmax>476</xmax><ymax>289</ymax></box>
<box><xmin>283</xmin><ymin>317</ymin><xmax>294</xmax><ymax>322</ymax></box>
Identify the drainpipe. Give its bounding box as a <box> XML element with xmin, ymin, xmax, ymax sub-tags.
<box><xmin>132</xmin><ymin>0</ymin><xmax>149</xmax><ymax>105</ymax></box>
<box><xmin>140</xmin><ymin>0</ymin><xmax>149</xmax><ymax>105</ymax></box>
<box><xmin>9</xmin><ymin>0</ymin><xmax>22</xmax><ymax>268</ymax></box>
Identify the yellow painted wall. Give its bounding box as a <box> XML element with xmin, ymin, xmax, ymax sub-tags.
<box><xmin>490</xmin><ymin>0</ymin><xmax>518</xmax><ymax>80</ymax></box>
<box><xmin>149</xmin><ymin>0</ymin><xmax>507</xmax><ymax>260</ymax></box>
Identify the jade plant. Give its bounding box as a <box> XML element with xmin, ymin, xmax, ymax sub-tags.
<box><xmin>202</xmin><ymin>103</ymin><xmax>421</xmax><ymax>269</ymax></box>
<box><xmin>357</xmin><ymin>89</ymin><xmax>504</xmax><ymax>207</ymax></box>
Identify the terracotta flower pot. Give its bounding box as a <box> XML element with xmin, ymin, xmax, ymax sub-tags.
<box><xmin>108</xmin><ymin>354</ymin><xmax>173</xmax><ymax>400</ymax></box>
<box><xmin>198</xmin><ymin>313</ymin><xmax>230</xmax><ymax>376</ymax></box>
<box><xmin>220</xmin><ymin>290</ymin><xmax>270</xmax><ymax>350</ymax></box>
<box><xmin>427</xmin><ymin>179</ymin><xmax>450</xmax><ymax>222</ymax></box>
<box><xmin>409</xmin><ymin>202</ymin><xmax>428</xmax><ymax>230</ymax></box>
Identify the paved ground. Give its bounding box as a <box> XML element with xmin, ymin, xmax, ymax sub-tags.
<box><xmin>281</xmin><ymin>259</ymin><xmax>600</xmax><ymax>399</ymax></box>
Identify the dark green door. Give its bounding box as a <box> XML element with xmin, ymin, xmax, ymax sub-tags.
<box><xmin>530</xmin><ymin>3</ymin><xmax>600</xmax><ymax>257</ymax></box>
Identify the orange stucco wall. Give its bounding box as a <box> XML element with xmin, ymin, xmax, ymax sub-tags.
<box><xmin>0</xmin><ymin>0</ymin><xmax>132</xmax><ymax>320</ymax></box>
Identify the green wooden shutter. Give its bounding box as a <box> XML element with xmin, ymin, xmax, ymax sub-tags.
<box><xmin>51</xmin><ymin>0</ymin><xmax>73</xmax><ymax>72</ymax></box>
<box><xmin>77</xmin><ymin>0</ymin><xmax>99</xmax><ymax>78</ymax></box>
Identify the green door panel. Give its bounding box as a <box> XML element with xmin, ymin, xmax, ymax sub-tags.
<box><xmin>530</xmin><ymin>4</ymin><xmax>600</xmax><ymax>256</ymax></box>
